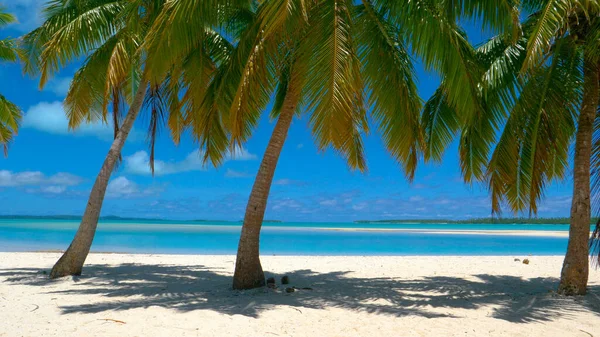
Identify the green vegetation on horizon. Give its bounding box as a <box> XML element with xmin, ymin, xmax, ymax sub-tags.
<box><xmin>355</xmin><ymin>218</ymin><xmax>600</xmax><ymax>225</ymax></box>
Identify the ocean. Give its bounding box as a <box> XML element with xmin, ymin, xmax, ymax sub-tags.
<box><xmin>0</xmin><ymin>219</ymin><xmax>591</xmax><ymax>255</ymax></box>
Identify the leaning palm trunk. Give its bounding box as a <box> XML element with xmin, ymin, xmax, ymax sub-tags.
<box><xmin>232</xmin><ymin>89</ymin><xmax>299</xmax><ymax>290</ymax></box>
<box><xmin>558</xmin><ymin>57</ymin><xmax>599</xmax><ymax>295</ymax></box>
<box><xmin>50</xmin><ymin>83</ymin><xmax>147</xmax><ymax>279</ymax></box>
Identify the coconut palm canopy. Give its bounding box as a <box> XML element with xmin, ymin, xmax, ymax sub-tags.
<box><xmin>144</xmin><ymin>0</ymin><xmax>521</xmax><ymax>175</ymax></box>
<box><xmin>0</xmin><ymin>7</ymin><xmax>21</xmax><ymax>155</ymax></box>
<box><xmin>423</xmin><ymin>0</ymin><xmax>600</xmax><ymax>294</ymax></box>
<box><xmin>19</xmin><ymin>0</ymin><xmax>239</xmax><ymax>278</ymax></box>
<box><xmin>3</xmin><ymin>0</ymin><xmax>598</xmax><ymax>294</ymax></box>
<box><xmin>138</xmin><ymin>0</ymin><xmax>524</xmax><ymax>289</ymax></box>
<box><xmin>1</xmin><ymin>1</ymin><xmax>552</xmax><ymax>223</ymax></box>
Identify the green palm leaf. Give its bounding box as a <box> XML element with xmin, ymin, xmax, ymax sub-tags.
<box><xmin>488</xmin><ymin>38</ymin><xmax>581</xmax><ymax>214</ymax></box>
<box><xmin>355</xmin><ymin>1</ymin><xmax>423</xmax><ymax>178</ymax></box>
<box><xmin>300</xmin><ymin>0</ymin><xmax>367</xmax><ymax>172</ymax></box>
<box><xmin>37</xmin><ymin>1</ymin><xmax>126</xmax><ymax>86</ymax></box>
<box><xmin>0</xmin><ymin>94</ymin><xmax>21</xmax><ymax>156</ymax></box>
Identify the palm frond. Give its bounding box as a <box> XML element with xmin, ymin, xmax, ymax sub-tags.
<box><xmin>0</xmin><ymin>7</ymin><xmax>18</xmax><ymax>62</ymax></box>
<box><xmin>64</xmin><ymin>33</ymin><xmax>123</xmax><ymax>129</ymax></box>
<box><xmin>226</xmin><ymin>14</ymin><xmax>278</xmax><ymax>148</ymax></box>
<box><xmin>521</xmin><ymin>0</ymin><xmax>572</xmax><ymax>71</ymax></box>
<box><xmin>355</xmin><ymin>1</ymin><xmax>423</xmax><ymax>179</ymax></box>
<box><xmin>143</xmin><ymin>0</ymin><xmax>249</xmax><ymax>82</ymax></box>
<box><xmin>0</xmin><ymin>94</ymin><xmax>21</xmax><ymax>156</ymax></box>
<box><xmin>421</xmin><ymin>87</ymin><xmax>461</xmax><ymax>163</ymax></box>
<box><xmin>143</xmin><ymin>85</ymin><xmax>167</xmax><ymax>175</ymax></box>
<box><xmin>488</xmin><ymin>38</ymin><xmax>581</xmax><ymax>215</ymax></box>
<box><xmin>192</xmin><ymin>69</ymin><xmax>230</xmax><ymax>167</ymax></box>
<box><xmin>0</xmin><ymin>38</ymin><xmax>17</xmax><ymax>62</ymax></box>
<box><xmin>0</xmin><ymin>7</ymin><xmax>15</xmax><ymax>27</ymax></box>
<box><xmin>301</xmin><ymin>0</ymin><xmax>367</xmax><ymax>172</ymax></box>
<box><xmin>444</xmin><ymin>0</ymin><xmax>522</xmax><ymax>39</ymax></box>
<box><xmin>37</xmin><ymin>0</ymin><xmax>126</xmax><ymax>86</ymax></box>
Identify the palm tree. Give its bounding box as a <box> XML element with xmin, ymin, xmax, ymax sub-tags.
<box><xmin>22</xmin><ymin>0</ymin><xmax>232</xmax><ymax>278</ymax></box>
<box><xmin>0</xmin><ymin>8</ymin><xmax>21</xmax><ymax>155</ymax></box>
<box><xmin>146</xmin><ymin>0</ymin><xmax>521</xmax><ymax>289</ymax></box>
<box><xmin>21</xmin><ymin>0</ymin><xmax>152</xmax><ymax>278</ymax></box>
<box><xmin>423</xmin><ymin>1</ymin><xmax>600</xmax><ymax>295</ymax></box>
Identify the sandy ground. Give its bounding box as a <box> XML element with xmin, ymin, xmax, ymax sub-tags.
<box><xmin>0</xmin><ymin>253</ymin><xmax>599</xmax><ymax>337</ymax></box>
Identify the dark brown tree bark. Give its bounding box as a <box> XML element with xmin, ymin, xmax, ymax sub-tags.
<box><xmin>558</xmin><ymin>56</ymin><xmax>599</xmax><ymax>295</ymax></box>
<box><xmin>232</xmin><ymin>87</ymin><xmax>299</xmax><ymax>290</ymax></box>
<box><xmin>50</xmin><ymin>82</ymin><xmax>147</xmax><ymax>279</ymax></box>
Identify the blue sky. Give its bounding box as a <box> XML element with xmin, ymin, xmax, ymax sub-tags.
<box><xmin>0</xmin><ymin>1</ymin><xmax>574</xmax><ymax>221</ymax></box>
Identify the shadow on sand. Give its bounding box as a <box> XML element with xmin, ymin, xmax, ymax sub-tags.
<box><xmin>1</xmin><ymin>263</ymin><xmax>599</xmax><ymax>322</ymax></box>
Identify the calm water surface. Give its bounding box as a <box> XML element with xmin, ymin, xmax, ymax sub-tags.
<box><xmin>0</xmin><ymin>219</ymin><xmax>589</xmax><ymax>255</ymax></box>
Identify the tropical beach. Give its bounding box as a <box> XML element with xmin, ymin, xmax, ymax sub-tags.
<box><xmin>2</xmin><ymin>220</ymin><xmax>600</xmax><ymax>336</ymax></box>
<box><xmin>2</xmin><ymin>0</ymin><xmax>600</xmax><ymax>336</ymax></box>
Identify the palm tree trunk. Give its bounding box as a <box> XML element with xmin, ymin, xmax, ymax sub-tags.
<box><xmin>232</xmin><ymin>89</ymin><xmax>299</xmax><ymax>290</ymax></box>
<box><xmin>49</xmin><ymin>82</ymin><xmax>147</xmax><ymax>279</ymax></box>
<box><xmin>557</xmin><ymin>56</ymin><xmax>599</xmax><ymax>295</ymax></box>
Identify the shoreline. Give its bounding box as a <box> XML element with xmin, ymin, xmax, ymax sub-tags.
<box><xmin>1</xmin><ymin>221</ymin><xmax>574</xmax><ymax>237</ymax></box>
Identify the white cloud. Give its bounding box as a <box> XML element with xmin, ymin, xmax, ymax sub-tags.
<box><xmin>409</xmin><ymin>196</ymin><xmax>424</xmax><ymax>202</ymax></box>
<box><xmin>319</xmin><ymin>199</ymin><xmax>338</xmax><ymax>206</ymax></box>
<box><xmin>273</xmin><ymin>178</ymin><xmax>307</xmax><ymax>186</ymax></box>
<box><xmin>22</xmin><ymin>101</ymin><xmax>141</xmax><ymax>141</ymax></box>
<box><xmin>0</xmin><ymin>170</ymin><xmax>83</xmax><ymax>187</ymax></box>
<box><xmin>124</xmin><ymin>147</ymin><xmax>257</xmax><ymax>176</ymax></box>
<box><xmin>47</xmin><ymin>173</ymin><xmax>84</xmax><ymax>186</ymax></box>
<box><xmin>124</xmin><ymin>151</ymin><xmax>206</xmax><ymax>176</ymax></box>
<box><xmin>274</xmin><ymin>179</ymin><xmax>292</xmax><ymax>185</ymax></box>
<box><xmin>3</xmin><ymin>0</ymin><xmax>44</xmax><ymax>32</ymax></box>
<box><xmin>40</xmin><ymin>186</ymin><xmax>67</xmax><ymax>194</ymax></box>
<box><xmin>271</xmin><ymin>198</ymin><xmax>303</xmax><ymax>211</ymax></box>
<box><xmin>227</xmin><ymin>147</ymin><xmax>258</xmax><ymax>161</ymax></box>
<box><xmin>106</xmin><ymin>177</ymin><xmax>161</xmax><ymax>198</ymax></box>
<box><xmin>352</xmin><ymin>202</ymin><xmax>368</xmax><ymax>211</ymax></box>
<box><xmin>225</xmin><ymin>169</ymin><xmax>251</xmax><ymax>178</ymax></box>
<box><xmin>45</xmin><ymin>77</ymin><xmax>72</xmax><ymax>97</ymax></box>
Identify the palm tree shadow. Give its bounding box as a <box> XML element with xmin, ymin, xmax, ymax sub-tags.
<box><xmin>1</xmin><ymin>264</ymin><xmax>599</xmax><ymax>322</ymax></box>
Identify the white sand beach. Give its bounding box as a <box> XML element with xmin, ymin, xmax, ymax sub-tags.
<box><xmin>1</xmin><ymin>253</ymin><xmax>599</xmax><ymax>337</ymax></box>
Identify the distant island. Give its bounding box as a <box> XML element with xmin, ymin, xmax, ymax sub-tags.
<box><xmin>355</xmin><ymin>217</ymin><xmax>599</xmax><ymax>225</ymax></box>
<box><xmin>2</xmin><ymin>215</ymin><xmax>598</xmax><ymax>225</ymax></box>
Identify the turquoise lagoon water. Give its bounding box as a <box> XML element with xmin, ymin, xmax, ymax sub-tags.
<box><xmin>0</xmin><ymin>219</ymin><xmax>592</xmax><ymax>255</ymax></box>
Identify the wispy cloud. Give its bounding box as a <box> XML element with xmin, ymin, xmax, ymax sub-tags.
<box><xmin>124</xmin><ymin>147</ymin><xmax>257</xmax><ymax>176</ymax></box>
<box><xmin>0</xmin><ymin>170</ymin><xmax>83</xmax><ymax>187</ymax></box>
<box><xmin>273</xmin><ymin>178</ymin><xmax>307</xmax><ymax>186</ymax></box>
<box><xmin>124</xmin><ymin>151</ymin><xmax>207</xmax><ymax>176</ymax></box>
<box><xmin>22</xmin><ymin>101</ymin><xmax>142</xmax><ymax>141</ymax></box>
<box><xmin>225</xmin><ymin>169</ymin><xmax>252</xmax><ymax>178</ymax></box>
<box><xmin>0</xmin><ymin>170</ymin><xmax>85</xmax><ymax>197</ymax></box>
<box><xmin>45</xmin><ymin>77</ymin><xmax>72</xmax><ymax>97</ymax></box>
<box><xmin>106</xmin><ymin>177</ymin><xmax>162</xmax><ymax>199</ymax></box>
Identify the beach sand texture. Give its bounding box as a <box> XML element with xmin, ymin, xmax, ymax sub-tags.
<box><xmin>1</xmin><ymin>253</ymin><xmax>599</xmax><ymax>336</ymax></box>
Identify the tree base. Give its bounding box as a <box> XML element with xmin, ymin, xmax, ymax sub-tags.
<box><xmin>49</xmin><ymin>253</ymin><xmax>83</xmax><ymax>279</ymax></box>
<box><xmin>232</xmin><ymin>258</ymin><xmax>266</xmax><ymax>290</ymax></box>
<box><xmin>557</xmin><ymin>281</ymin><xmax>587</xmax><ymax>296</ymax></box>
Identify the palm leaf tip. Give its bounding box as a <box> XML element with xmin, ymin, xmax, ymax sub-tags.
<box><xmin>591</xmin><ymin>220</ymin><xmax>600</xmax><ymax>269</ymax></box>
